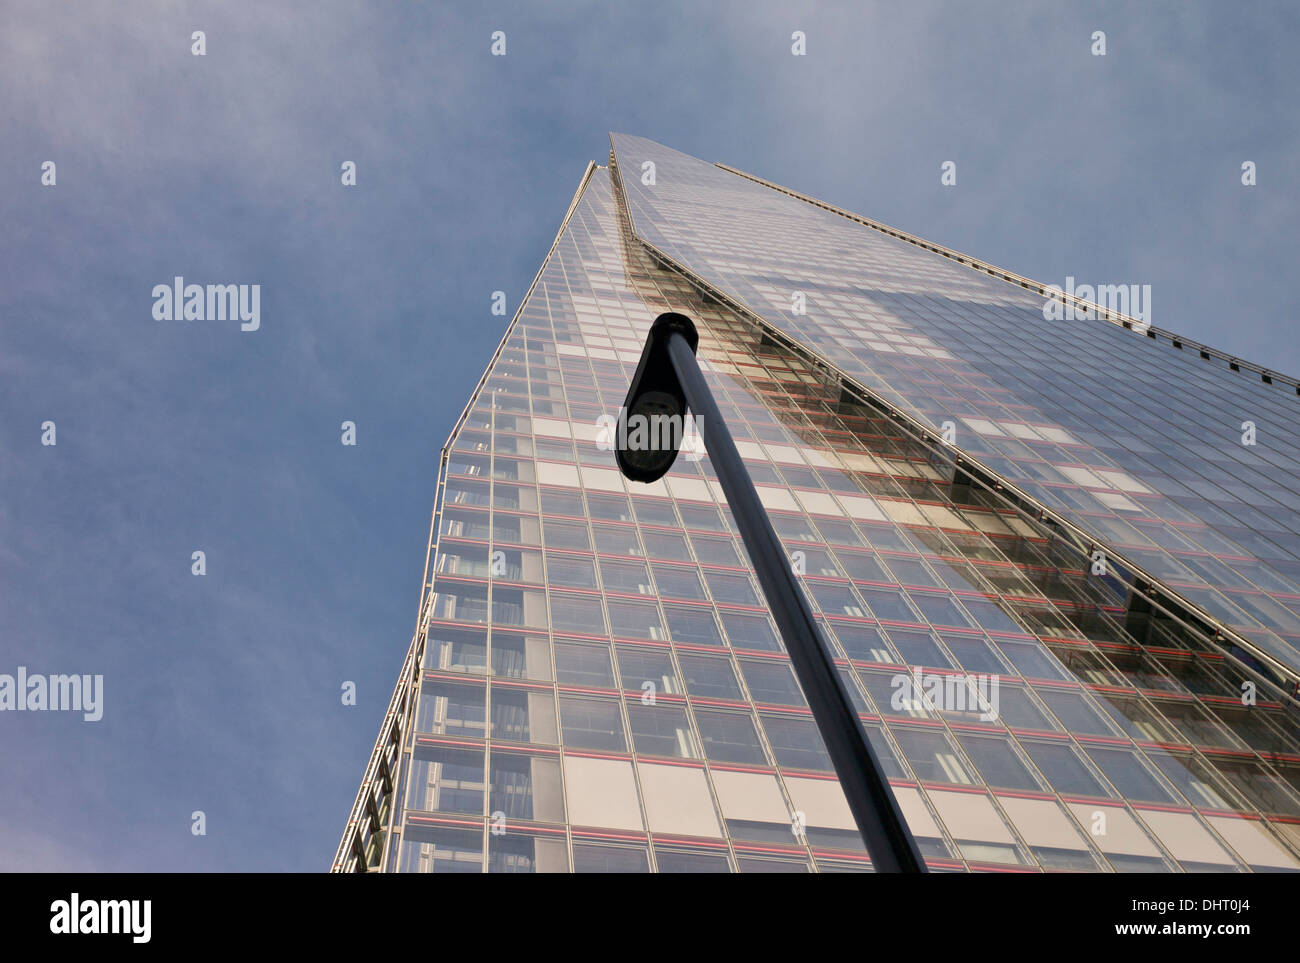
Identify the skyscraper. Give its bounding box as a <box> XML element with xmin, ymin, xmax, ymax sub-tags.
<box><xmin>334</xmin><ymin>134</ymin><xmax>1300</xmax><ymax>873</ymax></box>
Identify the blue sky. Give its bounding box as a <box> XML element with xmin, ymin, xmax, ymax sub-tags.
<box><xmin>1</xmin><ymin>1</ymin><xmax>1296</xmax><ymax>870</ymax></box>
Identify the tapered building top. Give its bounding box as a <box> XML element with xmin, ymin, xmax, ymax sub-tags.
<box><xmin>335</xmin><ymin>136</ymin><xmax>1300</xmax><ymax>874</ymax></box>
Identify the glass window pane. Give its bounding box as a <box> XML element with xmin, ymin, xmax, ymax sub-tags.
<box><xmin>703</xmin><ymin>570</ymin><xmax>760</xmax><ymax>606</ymax></box>
<box><xmin>416</xmin><ymin>680</ymin><xmax>487</xmax><ymax>738</ymax></box>
<box><xmin>652</xmin><ymin>563</ymin><xmax>708</xmax><ymax>600</ymax></box>
<box><xmin>626</xmin><ymin>702</ymin><xmax>700</xmax><ymax>759</ymax></box>
<box><xmin>572</xmin><ymin>842</ymin><xmax>649</xmax><ymax>872</ymax></box>
<box><xmin>719</xmin><ymin>611</ymin><xmax>780</xmax><ymax>651</ymax></box>
<box><xmin>760</xmin><ymin>713</ymin><xmax>832</xmax><ymax>771</ymax></box>
<box><xmin>1021</xmin><ymin>739</ymin><xmax>1112</xmax><ymax>797</ymax></box>
<box><xmin>607</xmin><ymin>599</ymin><xmax>666</xmax><ymax>641</ymax></box>
<box><xmin>490</xmin><ymin>685</ymin><xmax>558</xmax><ymax>745</ymax></box>
<box><xmin>665</xmin><ymin>605</ymin><xmax>724</xmax><ymax>645</ymax></box>
<box><xmin>487</xmin><ymin>830</ymin><xmax>569</xmax><ymax>873</ymax></box>
<box><xmin>545</xmin><ymin>553</ymin><xmax>597</xmax><ymax>589</ymax></box>
<box><xmin>954</xmin><ymin>731</ymin><xmax>1043</xmax><ymax>791</ymax></box>
<box><xmin>599</xmin><ymin>557</ymin><xmax>654</xmax><ymax>595</ymax></box>
<box><xmin>654</xmin><ymin>847</ymin><xmax>731</xmax><ymax>872</ymax></box>
<box><xmin>1084</xmin><ymin>745</ymin><xmax>1179</xmax><ymax>804</ymax></box>
<box><xmin>890</xmin><ymin>726</ymin><xmax>974</xmax><ymax>784</ymax></box>
<box><xmin>549</xmin><ymin>592</ymin><xmax>607</xmax><ymax>635</ymax></box>
<box><xmin>553</xmin><ymin>641</ymin><xmax>615</xmax><ymax>688</ymax></box>
<box><xmin>559</xmin><ymin>696</ymin><xmax>627</xmax><ymax>751</ymax></box>
<box><xmin>694</xmin><ymin>708</ymin><xmax>767</xmax><ymax>764</ymax></box>
<box><xmin>739</xmin><ymin>658</ymin><xmax>806</xmax><ymax>706</ymax></box>
<box><xmin>488</xmin><ymin>751</ymin><xmax>565</xmax><ymax>823</ymax></box>
<box><xmin>406</xmin><ymin>745</ymin><xmax>485</xmax><ymax>814</ymax></box>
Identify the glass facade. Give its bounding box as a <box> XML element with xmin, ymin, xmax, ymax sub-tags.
<box><xmin>335</xmin><ymin>138</ymin><xmax>1300</xmax><ymax>873</ymax></box>
<box><xmin>615</xmin><ymin>132</ymin><xmax>1300</xmax><ymax>682</ymax></box>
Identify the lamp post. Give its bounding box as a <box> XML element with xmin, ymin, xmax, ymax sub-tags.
<box><xmin>615</xmin><ymin>312</ymin><xmax>926</xmax><ymax>873</ymax></box>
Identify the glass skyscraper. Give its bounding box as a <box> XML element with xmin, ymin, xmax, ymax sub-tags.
<box><xmin>334</xmin><ymin>134</ymin><xmax>1300</xmax><ymax>873</ymax></box>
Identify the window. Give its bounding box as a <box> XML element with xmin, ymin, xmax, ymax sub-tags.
<box><xmin>553</xmin><ymin>641</ymin><xmax>615</xmax><ymax>688</ymax></box>
<box><xmin>770</xmin><ymin>513</ymin><xmax>819</xmax><ymax>543</ymax></box>
<box><xmin>739</xmin><ymin>659</ymin><xmax>806</xmax><ymax>706</ymax></box>
<box><xmin>587</xmin><ymin>493</ymin><xmax>633</xmax><ymax>523</ymax></box>
<box><xmin>665</xmin><ymin>605</ymin><xmax>724</xmax><ymax>645</ymax></box>
<box><xmin>642</xmin><ymin>530</ymin><xmax>693</xmax><ymax>562</ymax></box>
<box><xmin>431</xmin><ymin>580</ymin><xmax>490</xmax><ymax>624</ymax></box>
<box><xmin>598</xmin><ymin>557</ymin><xmax>653</xmax><ymax>595</ymax></box>
<box><xmin>886</xmin><ymin>628</ymin><xmax>953</xmax><ymax>669</ymax></box>
<box><xmin>1148</xmin><ymin>698</ymin><xmax>1242</xmax><ymax>749</ymax></box>
<box><xmin>830</xmin><ymin>621</ymin><xmax>894</xmax><ymax>663</ymax></box>
<box><xmin>406</xmin><ymin>745</ymin><xmax>485</xmax><ymax>814</ymax></box>
<box><xmin>858</xmin><ymin>587</ymin><xmax>920</xmax><ymax>623</ymax></box>
<box><xmin>1084</xmin><ymin>745</ymin><xmax>1179</xmax><ymax>804</ymax></box>
<box><xmin>490</xmin><ymin>686</ymin><xmax>558</xmax><ymax>745</ymax></box>
<box><xmin>1035</xmin><ymin>687</ymin><xmax>1118</xmax><ymax>737</ymax></box>
<box><xmin>399</xmin><ymin>826</ymin><xmax>483</xmax><ymax>874</ymax></box>
<box><xmin>997</xmin><ymin>640</ymin><xmax>1070</xmax><ymax>681</ymax></box>
<box><xmin>1095</xmin><ymin>695</ymin><xmax>1179</xmax><ymax>743</ymax></box>
<box><xmin>863</xmin><ymin>722</ymin><xmax>908</xmax><ymax>779</ymax></box>
<box><xmin>654</xmin><ymin>848</ymin><xmax>731</xmax><ymax>872</ymax></box>
<box><xmin>678</xmin><ymin>654</ymin><xmax>743</xmax><ymax>700</ymax></box>
<box><xmin>792</xmin><ymin>546</ymin><xmax>843</xmax><ymax>577</ymax></box>
<box><xmin>910</xmin><ymin>592</ymin><xmax>972</xmax><ymax>629</ymax></box>
<box><xmin>548</xmin><ymin>593</ymin><xmax>607</xmax><ymax>635</ymax></box>
<box><xmin>815</xmin><ymin>517</ymin><xmax>867</xmax><ymax>547</ymax></box>
<box><xmin>1021</xmin><ymin>739</ymin><xmax>1111</xmax><ymax>797</ymax></box>
<box><xmin>688</xmin><ymin>533</ymin><xmax>742</xmax><ymax>566</ymax></box>
<box><xmin>615</xmin><ymin>646</ymin><xmax>680</xmax><ymax>695</ymax></box>
<box><xmin>627</xmin><ymin>703</ymin><xmax>699</xmax><ymax>758</ymax></box>
<box><xmin>760</xmin><ymin>713</ymin><xmax>832</xmax><ymax>771</ymax></box>
<box><xmin>806</xmin><ymin>580</ymin><xmax>867</xmax><ymax>617</ymax></box>
<box><xmin>545</xmin><ymin>553</ymin><xmax>597</xmax><ymax>589</ymax></box>
<box><xmin>539</xmin><ymin>488</ymin><xmax>583</xmax><ymax>516</ymax></box>
<box><xmin>606</xmin><ymin>599</ymin><xmax>665</xmax><ymax>641</ymax></box>
<box><xmin>633</xmin><ymin>498</ymin><xmax>680</xmax><ymax>529</ymax></box>
<box><xmin>541</xmin><ymin>518</ymin><xmax>591</xmax><ymax>551</ymax></box>
<box><xmin>719</xmin><ymin>611</ymin><xmax>781</xmax><ymax>651</ymax></box>
<box><xmin>652</xmin><ymin>563</ymin><xmax>708</xmax><ymax>600</ymax></box>
<box><xmin>487</xmin><ymin>831</ymin><xmax>569</xmax><ymax>873</ymax></box>
<box><xmin>488</xmin><ymin>751</ymin><xmax>565</xmax><ymax>823</ymax></box>
<box><xmin>572</xmin><ymin>843</ymin><xmax>650</xmax><ymax>873</ymax></box>
<box><xmin>961</xmin><ymin>597</ymin><xmax>1025</xmax><ymax>634</ymax></box>
<box><xmin>858</xmin><ymin>667</ymin><xmax>933</xmax><ymax>719</ymax></box>
<box><xmin>694</xmin><ymin>708</ymin><xmax>768</xmax><ymax>764</ymax></box>
<box><xmin>680</xmin><ymin>506</ymin><xmax>728</xmax><ymax>534</ymax></box>
<box><xmin>736</xmin><ymin>856</ymin><xmax>810</xmax><ymax>873</ymax></box>
<box><xmin>426</xmin><ymin>627</ymin><xmax>488</xmax><ymax>675</ymax></box>
<box><xmin>702</xmin><ymin>570</ymin><xmax>760</xmax><ymax>606</ymax></box>
<box><xmin>416</xmin><ymin>680</ymin><xmax>486</xmax><ymax>738</ymax></box>
<box><xmin>1146</xmin><ymin>749</ymin><xmax>1234</xmax><ymax>810</ymax></box>
<box><xmin>593</xmin><ymin>525</ymin><xmax>642</xmax><ymax>557</ymax></box>
<box><xmin>954</xmin><ymin>732</ymin><xmax>1043</xmax><ymax>791</ymax></box>
<box><xmin>1209</xmin><ymin>758</ymin><xmax>1300</xmax><ymax>816</ymax></box>
<box><xmin>559</xmin><ymin>695</ymin><xmax>627</xmax><ymax>751</ymax></box>
<box><xmin>881</xmin><ymin>556</ymin><xmax>944</xmax><ymax>588</ymax></box>
<box><xmin>834</xmin><ymin>549</ymin><xmax>892</xmax><ymax>583</ymax></box>
<box><xmin>890</xmin><ymin>727</ymin><xmax>973</xmax><ymax>784</ymax></box>
<box><xmin>996</xmin><ymin>685</ymin><xmax>1058</xmax><ymax>731</ymax></box>
<box><xmin>489</xmin><ymin>633</ymin><xmax>552</xmax><ymax>681</ymax></box>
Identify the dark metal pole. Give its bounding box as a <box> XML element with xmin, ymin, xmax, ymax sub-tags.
<box><xmin>664</xmin><ymin>331</ymin><xmax>927</xmax><ymax>873</ymax></box>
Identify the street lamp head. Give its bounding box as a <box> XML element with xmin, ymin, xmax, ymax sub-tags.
<box><xmin>615</xmin><ymin>312</ymin><xmax>699</xmax><ymax>483</ymax></box>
